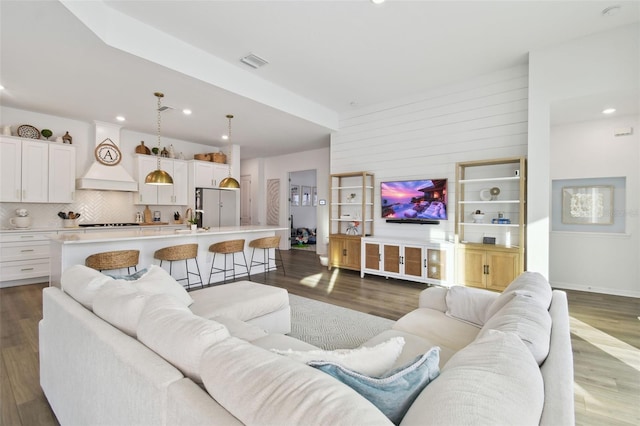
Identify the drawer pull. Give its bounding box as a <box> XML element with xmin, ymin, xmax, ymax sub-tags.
<box><xmin>20</xmin><ymin>249</ymin><xmax>35</xmax><ymax>253</ymax></box>
<box><xmin>20</xmin><ymin>268</ymin><xmax>35</xmax><ymax>272</ymax></box>
<box><xmin>20</xmin><ymin>236</ymin><xmax>35</xmax><ymax>239</ymax></box>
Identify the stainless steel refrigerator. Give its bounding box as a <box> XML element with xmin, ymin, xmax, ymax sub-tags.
<box><xmin>195</xmin><ymin>188</ymin><xmax>237</xmax><ymax>227</ymax></box>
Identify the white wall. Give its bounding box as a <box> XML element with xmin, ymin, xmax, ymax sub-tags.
<box><xmin>528</xmin><ymin>23</ymin><xmax>640</xmax><ymax>280</ymax></box>
<box><xmin>0</xmin><ymin>106</ymin><xmax>230</xmax><ymax>226</ymax></box>
<box><xmin>241</xmin><ymin>147</ymin><xmax>330</xmax><ymax>254</ymax></box>
<box><xmin>332</xmin><ymin>65</ymin><xmax>528</xmax><ymax>244</ymax></box>
<box><xmin>550</xmin><ymin>115</ymin><xmax>639</xmax><ymax>297</ymax></box>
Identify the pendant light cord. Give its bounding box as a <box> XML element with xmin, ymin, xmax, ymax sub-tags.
<box><xmin>226</xmin><ymin>114</ymin><xmax>234</xmax><ymax>178</ymax></box>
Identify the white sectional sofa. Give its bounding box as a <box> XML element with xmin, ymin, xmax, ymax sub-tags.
<box><xmin>40</xmin><ymin>266</ymin><xmax>574</xmax><ymax>425</ymax></box>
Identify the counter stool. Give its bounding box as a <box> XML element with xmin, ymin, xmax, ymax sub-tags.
<box><xmin>154</xmin><ymin>243</ymin><xmax>203</xmax><ymax>290</ymax></box>
<box><xmin>207</xmin><ymin>239</ymin><xmax>250</xmax><ymax>284</ymax></box>
<box><xmin>248</xmin><ymin>235</ymin><xmax>285</xmax><ymax>279</ymax></box>
<box><xmin>86</xmin><ymin>250</ymin><xmax>139</xmax><ymax>274</ymax></box>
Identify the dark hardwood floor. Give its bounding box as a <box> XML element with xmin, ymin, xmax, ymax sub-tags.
<box><xmin>1</xmin><ymin>249</ymin><xmax>638</xmax><ymax>425</ymax></box>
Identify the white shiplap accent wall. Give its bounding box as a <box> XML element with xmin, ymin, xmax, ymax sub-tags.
<box><xmin>331</xmin><ymin>66</ymin><xmax>528</xmax><ymax>242</ymax></box>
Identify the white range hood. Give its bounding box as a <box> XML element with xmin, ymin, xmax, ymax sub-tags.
<box><xmin>76</xmin><ymin>121</ymin><xmax>138</xmax><ymax>192</ymax></box>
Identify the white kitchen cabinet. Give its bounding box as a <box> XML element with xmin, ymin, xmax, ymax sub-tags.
<box><xmin>361</xmin><ymin>237</ymin><xmax>454</xmax><ymax>287</ymax></box>
<box><xmin>136</xmin><ymin>155</ymin><xmax>189</xmax><ymax>206</ymax></box>
<box><xmin>157</xmin><ymin>158</ymin><xmax>188</xmax><ymax>205</ymax></box>
<box><xmin>189</xmin><ymin>160</ymin><xmax>228</xmax><ymax>188</ymax></box>
<box><xmin>48</xmin><ymin>143</ymin><xmax>76</xmax><ymax>203</ymax></box>
<box><xmin>0</xmin><ymin>137</ymin><xmax>48</xmax><ymax>202</ymax></box>
<box><xmin>0</xmin><ymin>231</ymin><xmax>55</xmax><ymax>287</ymax></box>
<box><xmin>135</xmin><ymin>155</ymin><xmax>159</xmax><ymax>204</ymax></box>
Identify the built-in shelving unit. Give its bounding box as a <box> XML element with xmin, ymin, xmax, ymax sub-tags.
<box><xmin>455</xmin><ymin>157</ymin><xmax>526</xmax><ymax>291</ymax></box>
<box><xmin>328</xmin><ymin>171</ymin><xmax>374</xmax><ymax>271</ymax></box>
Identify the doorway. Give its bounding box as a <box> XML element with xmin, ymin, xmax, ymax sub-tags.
<box><xmin>289</xmin><ymin>169</ymin><xmax>317</xmax><ymax>252</ymax></box>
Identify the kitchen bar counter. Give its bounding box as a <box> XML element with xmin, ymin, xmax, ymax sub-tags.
<box><xmin>49</xmin><ymin>226</ymin><xmax>288</xmax><ymax>287</ymax></box>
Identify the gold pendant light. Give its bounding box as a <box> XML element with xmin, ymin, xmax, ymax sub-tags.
<box><xmin>145</xmin><ymin>92</ymin><xmax>174</xmax><ymax>186</ymax></box>
<box><xmin>219</xmin><ymin>114</ymin><xmax>240</xmax><ymax>188</ymax></box>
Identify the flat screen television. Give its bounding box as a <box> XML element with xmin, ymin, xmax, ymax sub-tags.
<box><xmin>381</xmin><ymin>179</ymin><xmax>447</xmax><ymax>222</ymax></box>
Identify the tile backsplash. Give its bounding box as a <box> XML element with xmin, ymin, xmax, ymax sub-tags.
<box><xmin>1</xmin><ymin>190</ymin><xmax>189</xmax><ymax>228</ymax></box>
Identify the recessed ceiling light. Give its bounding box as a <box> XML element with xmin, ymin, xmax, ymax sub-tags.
<box><xmin>602</xmin><ymin>108</ymin><xmax>616</xmax><ymax>114</ymax></box>
<box><xmin>116</xmin><ymin>115</ymin><xmax>126</xmax><ymax>122</ymax></box>
<box><xmin>371</xmin><ymin>0</ymin><xmax>385</xmax><ymax>4</ymax></box>
<box><xmin>222</xmin><ymin>135</ymin><xmax>229</xmax><ymax>140</ymax></box>
<box><xmin>182</xmin><ymin>109</ymin><xmax>192</xmax><ymax>115</ymax></box>
<box><xmin>0</xmin><ymin>85</ymin><xmax>4</xmax><ymax>90</ymax></box>
<box><xmin>602</xmin><ymin>5</ymin><xmax>621</xmax><ymax>16</ymax></box>
<box><xmin>240</xmin><ymin>53</ymin><xmax>268</xmax><ymax>69</ymax></box>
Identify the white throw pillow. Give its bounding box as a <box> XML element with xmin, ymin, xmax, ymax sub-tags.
<box><xmin>130</xmin><ymin>265</ymin><xmax>194</xmax><ymax>306</ymax></box>
<box><xmin>445</xmin><ymin>285</ymin><xmax>499</xmax><ymax>327</ymax></box>
<box><xmin>201</xmin><ymin>337</ymin><xmax>393</xmax><ymax>426</ymax></box>
<box><xmin>61</xmin><ymin>264</ymin><xmax>114</xmax><ymax>310</ymax></box>
<box><xmin>486</xmin><ymin>271</ymin><xmax>552</xmax><ymax>320</ymax></box>
<box><xmin>137</xmin><ymin>294</ymin><xmax>230</xmax><ymax>383</ymax></box>
<box><xmin>271</xmin><ymin>336</ymin><xmax>405</xmax><ymax>377</ymax></box>
<box><xmin>92</xmin><ymin>281</ymin><xmax>152</xmax><ymax>337</ymax></box>
<box><xmin>478</xmin><ymin>294</ymin><xmax>552</xmax><ymax>365</ymax></box>
<box><xmin>400</xmin><ymin>330</ymin><xmax>544</xmax><ymax>426</ymax></box>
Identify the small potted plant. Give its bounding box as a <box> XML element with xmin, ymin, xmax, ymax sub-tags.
<box><xmin>187</xmin><ymin>217</ymin><xmax>198</xmax><ymax>231</ymax></box>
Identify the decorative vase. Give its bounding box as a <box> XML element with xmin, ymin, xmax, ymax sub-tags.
<box><xmin>190</xmin><ymin>224</ymin><xmax>197</xmax><ymax>231</ymax></box>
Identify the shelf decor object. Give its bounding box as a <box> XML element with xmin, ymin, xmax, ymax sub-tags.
<box><xmin>561</xmin><ymin>185</ymin><xmax>613</xmax><ymax>225</ymax></box>
<box><xmin>145</xmin><ymin>92</ymin><xmax>174</xmax><ymax>186</ymax></box>
<box><xmin>219</xmin><ymin>114</ymin><xmax>240</xmax><ymax>189</ymax></box>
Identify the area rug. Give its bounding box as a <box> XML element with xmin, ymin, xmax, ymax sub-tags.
<box><xmin>288</xmin><ymin>294</ymin><xmax>395</xmax><ymax>350</ymax></box>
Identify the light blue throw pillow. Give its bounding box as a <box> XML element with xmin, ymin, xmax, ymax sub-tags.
<box><xmin>310</xmin><ymin>346</ymin><xmax>440</xmax><ymax>425</ymax></box>
<box><xmin>106</xmin><ymin>268</ymin><xmax>148</xmax><ymax>281</ymax></box>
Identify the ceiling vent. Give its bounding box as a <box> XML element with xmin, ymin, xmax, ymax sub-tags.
<box><xmin>240</xmin><ymin>53</ymin><xmax>269</xmax><ymax>69</ymax></box>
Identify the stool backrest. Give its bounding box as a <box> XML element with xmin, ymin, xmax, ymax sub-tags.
<box><xmin>249</xmin><ymin>235</ymin><xmax>281</xmax><ymax>249</ymax></box>
<box><xmin>86</xmin><ymin>250</ymin><xmax>140</xmax><ymax>271</ymax></box>
<box><xmin>154</xmin><ymin>244</ymin><xmax>198</xmax><ymax>261</ymax></box>
<box><xmin>209</xmin><ymin>239</ymin><xmax>245</xmax><ymax>254</ymax></box>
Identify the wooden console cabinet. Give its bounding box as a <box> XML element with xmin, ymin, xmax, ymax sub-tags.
<box><xmin>361</xmin><ymin>237</ymin><xmax>454</xmax><ymax>287</ymax></box>
<box><xmin>455</xmin><ymin>157</ymin><xmax>526</xmax><ymax>291</ymax></box>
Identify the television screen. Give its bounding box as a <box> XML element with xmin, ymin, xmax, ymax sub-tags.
<box><xmin>381</xmin><ymin>179</ymin><xmax>447</xmax><ymax>221</ymax></box>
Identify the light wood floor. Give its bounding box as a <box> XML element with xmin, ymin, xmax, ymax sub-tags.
<box><xmin>1</xmin><ymin>249</ymin><xmax>638</xmax><ymax>425</ymax></box>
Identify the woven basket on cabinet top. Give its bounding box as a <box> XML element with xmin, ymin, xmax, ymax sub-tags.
<box><xmin>85</xmin><ymin>250</ymin><xmax>140</xmax><ymax>271</ymax></box>
<box><xmin>194</xmin><ymin>153</ymin><xmax>211</xmax><ymax>161</ymax></box>
<box><xmin>211</xmin><ymin>152</ymin><xmax>227</xmax><ymax>164</ymax></box>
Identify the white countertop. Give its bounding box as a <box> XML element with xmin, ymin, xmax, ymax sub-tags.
<box><xmin>0</xmin><ymin>224</ymin><xmax>189</xmax><ymax>233</ymax></box>
<box><xmin>49</xmin><ymin>225</ymin><xmax>288</xmax><ymax>244</ymax></box>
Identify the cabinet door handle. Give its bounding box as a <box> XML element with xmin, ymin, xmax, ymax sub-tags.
<box><xmin>20</xmin><ymin>249</ymin><xmax>35</xmax><ymax>253</ymax></box>
<box><xmin>399</xmin><ymin>256</ymin><xmax>404</xmax><ymax>265</ymax></box>
<box><xmin>20</xmin><ymin>235</ymin><xmax>35</xmax><ymax>239</ymax></box>
<box><xmin>20</xmin><ymin>268</ymin><xmax>34</xmax><ymax>272</ymax></box>
<box><xmin>343</xmin><ymin>249</ymin><xmax>347</xmax><ymax>256</ymax></box>
<box><xmin>424</xmin><ymin>259</ymin><xmax>427</xmax><ymax>268</ymax></box>
<box><xmin>71</xmin><ymin>191</ymin><xmax>75</xmax><ymax>201</ymax></box>
<box><xmin>22</xmin><ymin>189</ymin><xmax>26</xmax><ymax>199</ymax></box>
<box><xmin>486</xmin><ymin>265</ymin><xmax>490</xmax><ymax>275</ymax></box>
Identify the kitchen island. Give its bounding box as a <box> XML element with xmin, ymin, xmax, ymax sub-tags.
<box><xmin>49</xmin><ymin>226</ymin><xmax>288</xmax><ymax>287</ymax></box>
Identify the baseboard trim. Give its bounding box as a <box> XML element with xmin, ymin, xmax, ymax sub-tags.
<box><xmin>551</xmin><ymin>281</ymin><xmax>640</xmax><ymax>298</ymax></box>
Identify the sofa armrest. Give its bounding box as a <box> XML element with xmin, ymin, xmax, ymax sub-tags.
<box><xmin>418</xmin><ymin>287</ymin><xmax>449</xmax><ymax>312</ymax></box>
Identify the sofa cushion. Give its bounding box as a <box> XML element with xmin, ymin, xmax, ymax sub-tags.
<box><xmin>362</xmin><ymin>329</ymin><xmax>456</xmax><ymax>369</ymax></box>
<box><xmin>478</xmin><ymin>294</ymin><xmax>552</xmax><ymax>365</ymax></box>
<box><xmin>400</xmin><ymin>330</ymin><xmax>544</xmax><ymax>426</ymax></box>
<box><xmin>393</xmin><ymin>308</ymin><xmax>480</xmax><ymax>351</ymax></box>
<box><xmin>485</xmin><ymin>271</ymin><xmax>552</xmax><ymax>320</ymax></box>
<box><xmin>445</xmin><ymin>285</ymin><xmax>499</xmax><ymax>326</ymax></box>
<box><xmin>201</xmin><ymin>337</ymin><xmax>393</xmax><ymax>426</ymax></box>
<box><xmin>130</xmin><ymin>265</ymin><xmax>194</xmax><ymax>307</ymax></box>
<box><xmin>60</xmin><ymin>264</ymin><xmax>115</xmax><ymax>310</ymax></box>
<box><xmin>310</xmin><ymin>347</ymin><xmax>440</xmax><ymax>425</ymax></box>
<box><xmin>92</xmin><ymin>281</ymin><xmax>152</xmax><ymax>337</ymax></box>
<box><xmin>189</xmin><ymin>281</ymin><xmax>289</xmax><ymax>321</ymax></box>
<box><xmin>137</xmin><ymin>294</ymin><xmax>230</xmax><ymax>383</ymax></box>
<box><xmin>272</xmin><ymin>336</ymin><xmax>405</xmax><ymax>377</ymax></box>
<box><xmin>210</xmin><ymin>315</ymin><xmax>268</xmax><ymax>342</ymax></box>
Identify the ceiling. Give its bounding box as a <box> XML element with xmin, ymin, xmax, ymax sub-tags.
<box><xmin>1</xmin><ymin>1</ymin><xmax>638</xmax><ymax>159</ymax></box>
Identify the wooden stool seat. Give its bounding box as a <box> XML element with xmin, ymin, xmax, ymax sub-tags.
<box><xmin>248</xmin><ymin>235</ymin><xmax>285</xmax><ymax>279</ymax></box>
<box><xmin>154</xmin><ymin>243</ymin><xmax>203</xmax><ymax>290</ymax></box>
<box><xmin>207</xmin><ymin>239</ymin><xmax>250</xmax><ymax>284</ymax></box>
<box><xmin>86</xmin><ymin>250</ymin><xmax>139</xmax><ymax>274</ymax></box>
